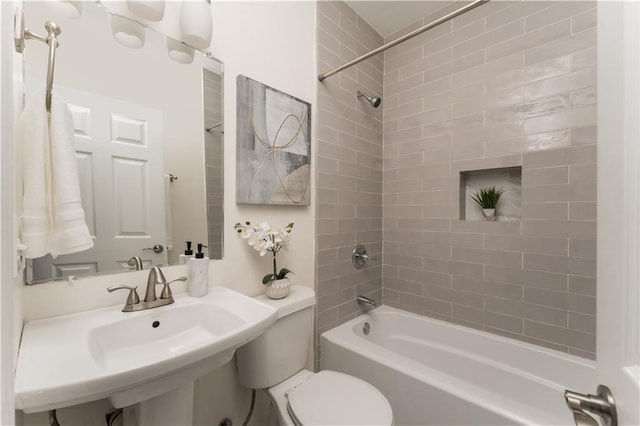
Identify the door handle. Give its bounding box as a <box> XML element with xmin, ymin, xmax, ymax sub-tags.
<box><xmin>565</xmin><ymin>385</ymin><xmax>617</xmax><ymax>426</ymax></box>
<box><xmin>143</xmin><ymin>244</ymin><xmax>164</xmax><ymax>254</ymax></box>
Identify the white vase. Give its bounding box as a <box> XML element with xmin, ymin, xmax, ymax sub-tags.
<box><xmin>264</xmin><ymin>278</ymin><xmax>290</xmax><ymax>299</ymax></box>
<box><xmin>482</xmin><ymin>208</ymin><xmax>497</xmax><ymax>221</ymax></box>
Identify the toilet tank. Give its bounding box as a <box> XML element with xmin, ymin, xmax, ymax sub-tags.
<box><xmin>236</xmin><ymin>285</ymin><xmax>316</xmax><ymax>389</ymax></box>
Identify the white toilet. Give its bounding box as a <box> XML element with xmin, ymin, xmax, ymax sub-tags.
<box><xmin>236</xmin><ymin>285</ymin><xmax>393</xmax><ymax>426</ymax></box>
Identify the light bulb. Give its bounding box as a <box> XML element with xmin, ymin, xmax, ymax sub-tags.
<box><xmin>48</xmin><ymin>0</ymin><xmax>83</xmax><ymax>18</ymax></box>
<box><xmin>180</xmin><ymin>1</ymin><xmax>212</xmax><ymax>50</ymax></box>
<box><xmin>126</xmin><ymin>0</ymin><xmax>165</xmax><ymax>22</ymax></box>
<box><xmin>109</xmin><ymin>14</ymin><xmax>145</xmax><ymax>49</ymax></box>
<box><xmin>166</xmin><ymin>37</ymin><xmax>194</xmax><ymax>64</ymax></box>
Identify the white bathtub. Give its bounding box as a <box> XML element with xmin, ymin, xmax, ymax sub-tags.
<box><xmin>321</xmin><ymin>305</ymin><xmax>596</xmax><ymax>426</ymax></box>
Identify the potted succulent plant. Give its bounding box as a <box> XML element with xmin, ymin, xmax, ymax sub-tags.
<box><xmin>234</xmin><ymin>221</ymin><xmax>294</xmax><ymax>299</ymax></box>
<box><xmin>470</xmin><ymin>186</ymin><xmax>504</xmax><ymax>221</ymax></box>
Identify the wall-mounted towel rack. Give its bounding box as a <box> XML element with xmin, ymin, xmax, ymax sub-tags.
<box><xmin>14</xmin><ymin>11</ymin><xmax>62</xmax><ymax>112</ymax></box>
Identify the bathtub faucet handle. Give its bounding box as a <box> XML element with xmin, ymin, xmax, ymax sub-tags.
<box><xmin>352</xmin><ymin>244</ymin><xmax>377</xmax><ymax>269</ymax></box>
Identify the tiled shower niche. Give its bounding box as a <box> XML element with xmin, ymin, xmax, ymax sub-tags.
<box><xmin>460</xmin><ymin>167</ymin><xmax>522</xmax><ymax>222</ymax></box>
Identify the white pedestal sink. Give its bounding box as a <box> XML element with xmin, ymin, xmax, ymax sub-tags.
<box><xmin>123</xmin><ymin>383</ymin><xmax>196</xmax><ymax>426</ymax></box>
<box><xmin>14</xmin><ymin>287</ymin><xmax>277</xmax><ymax>415</ymax></box>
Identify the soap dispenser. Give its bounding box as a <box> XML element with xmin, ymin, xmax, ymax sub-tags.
<box><xmin>179</xmin><ymin>241</ymin><xmax>194</xmax><ymax>265</ymax></box>
<box><xmin>187</xmin><ymin>243</ymin><xmax>209</xmax><ymax>297</ymax></box>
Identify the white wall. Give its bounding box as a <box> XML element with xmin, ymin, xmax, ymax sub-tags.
<box><xmin>210</xmin><ymin>0</ymin><xmax>316</xmax><ymax>296</ymax></box>
<box><xmin>1</xmin><ymin>1</ymin><xmax>25</xmax><ymax>424</ymax></box>
<box><xmin>15</xmin><ymin>1</ymin><xmax>316</xmax><ymax>424</ymax></box>
<box><xmin>0</xmin><ymin>4</ymin><xmax>13</xmax><ymax>424</ymax></box>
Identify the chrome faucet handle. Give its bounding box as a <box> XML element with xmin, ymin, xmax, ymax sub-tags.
<box><xmin>352</xmin><ymin>244</ymin><xmax>378</xmax><ymax>269</ymax></box>
<box><xmin>156</xmin><ymin>276</ymin><xmax>187</xmax><ymax>299</ymax></box>
<box><xmin>107</xmin><ymin>285</ymin><xmax>140</xmax><ymax>311</ymax></box>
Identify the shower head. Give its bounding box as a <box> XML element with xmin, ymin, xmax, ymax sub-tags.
<box><xmin>357</xmin><ymin>91</ymin><xmax>381</xmax><ymax>108</ymax></box>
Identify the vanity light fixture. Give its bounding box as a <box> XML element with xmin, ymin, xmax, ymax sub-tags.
<box><xmin>108</xmin><ymin>13</ymin><xmax>145</xmax><ymax>49</ymax></box>
<box><xmin>126</xmin><ymin>0</ymin><xmax>166</xmax><ymax>22</ymax></box>
<box><xmin>49</xmin><ymin>0</ymin><xmax>83</xmax><ymax>18</ymax></box>
<box><xmin>166</xmin><ymin>36</ymin><xmax>194</xmax><ymax>64</ymax></box>
<box><xmin>180</xmin><ymin>0</ymin><xmax>212</xmax><ymax>50</ymax></box>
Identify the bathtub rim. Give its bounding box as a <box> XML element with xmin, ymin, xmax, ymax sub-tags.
<box><xmin>320</xmin><ymin>304</ymin><xmax>596</xmax><ymax>425</ymax></box>
<box><xmin>322</xmin><ymin>304</ymin><xmax>596</xmax><ymax>370</ymax></box>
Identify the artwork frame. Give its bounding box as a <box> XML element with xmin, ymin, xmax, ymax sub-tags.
<box><xmin>236</xmin><ymin>75</ymin><xmax>311</xmax><ymax>206</ymax></box>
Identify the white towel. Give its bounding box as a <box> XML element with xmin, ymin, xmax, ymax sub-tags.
<box><xmin>164</xmin><ymin>173</ymin><xmax>174</xmax><ymax>251</ymax></box>
<box><xmin>20</xmin><ymin>90</ymin><xmax>51</xmax><ymax>259</ymax></box>
<box><xmin>48</xmin><ymin>92</ymin><xmax>93</xmax><ymax>257</ymax></box>
<box><xmin>20</xmin><ymin>90</ymin><xmax>93</xmax><ymax>259</ymax></box>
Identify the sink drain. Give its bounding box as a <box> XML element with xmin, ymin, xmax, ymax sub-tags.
<box><xmin>152</xmin><ymin>321</ymin><xmax>160</xmax><ymax>328</ymax></box>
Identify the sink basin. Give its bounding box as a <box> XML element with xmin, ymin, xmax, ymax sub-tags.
<box><xmin>89</xmin><ymin>303</ymin><xmax>244</xmax><ymax>370</ymax></box>
<box><xmin>14</xmin><ymin>287</ymin><xmax>277</xmax><ymax>413</ymax></box>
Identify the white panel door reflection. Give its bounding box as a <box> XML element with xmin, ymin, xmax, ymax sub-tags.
<box><xmin>42</xmin><ymin>86</ymin><xmax>166</xmax><ymax>278</ymax></box>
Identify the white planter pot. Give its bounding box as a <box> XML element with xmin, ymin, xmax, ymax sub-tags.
<box><xmin>482</xmin><ymin>208</ymin><xmax>497</xmax><ymax>221</ymax></box>
<box><xmin>264</xmin><ymin>277</ymin><xmax>290</xmax><ymax>299</ymax></box>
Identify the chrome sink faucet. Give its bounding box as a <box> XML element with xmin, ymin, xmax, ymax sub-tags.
<box><xmin>127</xmin><ymin>256</ymin><xmax>143</xmax><ymax>271</ymax></box>
<box><xmin>107</xmin><ymin>266</ymin><xmax>186</xmax><ymax>312</ymax></box>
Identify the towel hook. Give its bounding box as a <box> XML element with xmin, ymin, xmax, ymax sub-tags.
<box><xmin>14</xmin><ymin>11</ymin><xmax>62</xmax><ymax>112</ymax></box>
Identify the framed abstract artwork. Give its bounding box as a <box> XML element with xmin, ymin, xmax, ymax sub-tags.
<box><xmin>236</xmin><ymin>75</ymin><xmax>311</xmax><ymax>205</ymax></box>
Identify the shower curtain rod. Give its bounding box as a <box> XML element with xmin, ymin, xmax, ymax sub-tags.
<box><xmin>317</xmin><ymin>0</ymin><xmax>489</xmax><ymax>82</ymax></box>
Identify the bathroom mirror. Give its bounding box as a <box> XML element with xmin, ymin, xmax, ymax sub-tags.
<box><xmin>23</xmin><ymin>1</ymin><xmax>224</xmax><ymax>284</ymax></box>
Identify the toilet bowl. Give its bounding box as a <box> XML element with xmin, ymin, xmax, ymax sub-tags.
<box><xmin>236</xmin><ymin>286</ymin><xmax>393</xmax><ymax>426</ymax></box>
<box><xmin>268</xmin><ymin>370</ymin><xmax>392</xmax><ymax>426</ymax></box>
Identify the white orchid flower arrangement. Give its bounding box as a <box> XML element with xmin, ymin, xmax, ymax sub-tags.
<box><xmin>234</xmin><ymin>221</ymin><xmax>295</xmax><ymax>284</ymax></box>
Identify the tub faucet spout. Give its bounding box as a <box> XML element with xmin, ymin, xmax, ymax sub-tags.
<box><xmin>357</xmin><ymin>295</ymin><xmax>378</xmax><ymax>310</ymax></box>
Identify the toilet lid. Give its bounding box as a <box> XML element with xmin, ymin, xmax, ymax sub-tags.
<box><xmin>286</xmin><ymin>370</ymin><xmax>393</xmax><ymax>426</ymax></box>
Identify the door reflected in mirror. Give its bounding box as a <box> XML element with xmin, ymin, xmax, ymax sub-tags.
<box><xmin>24</xmin><ymin>1</ymin><xmax>223</xmax><ymax>284</ymax></box>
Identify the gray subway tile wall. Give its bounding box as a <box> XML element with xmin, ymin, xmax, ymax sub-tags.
<box><xmin>382</xmin><ymin>0</ymin><xmax>597</xmax><ymax>357</ymax></box>
<box><xmin>316</xmin><ymin>1</ymin><xmax>384</xmax><ymax>368</ymax></box>
<box><xmin>316</xmin><ymin>0</ymin><xmax>597</xmax><ymax>362</ymax></box>
<box><xmin>204</xmin><ymin>71</ymin><xmax>223</xmax><ymax>259</ymax></box>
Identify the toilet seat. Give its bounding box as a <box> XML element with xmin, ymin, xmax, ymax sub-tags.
<box><xmin>285</xmin><ymin>370</ymin><xmax>393</xmax><ymax>426</ymax></box>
